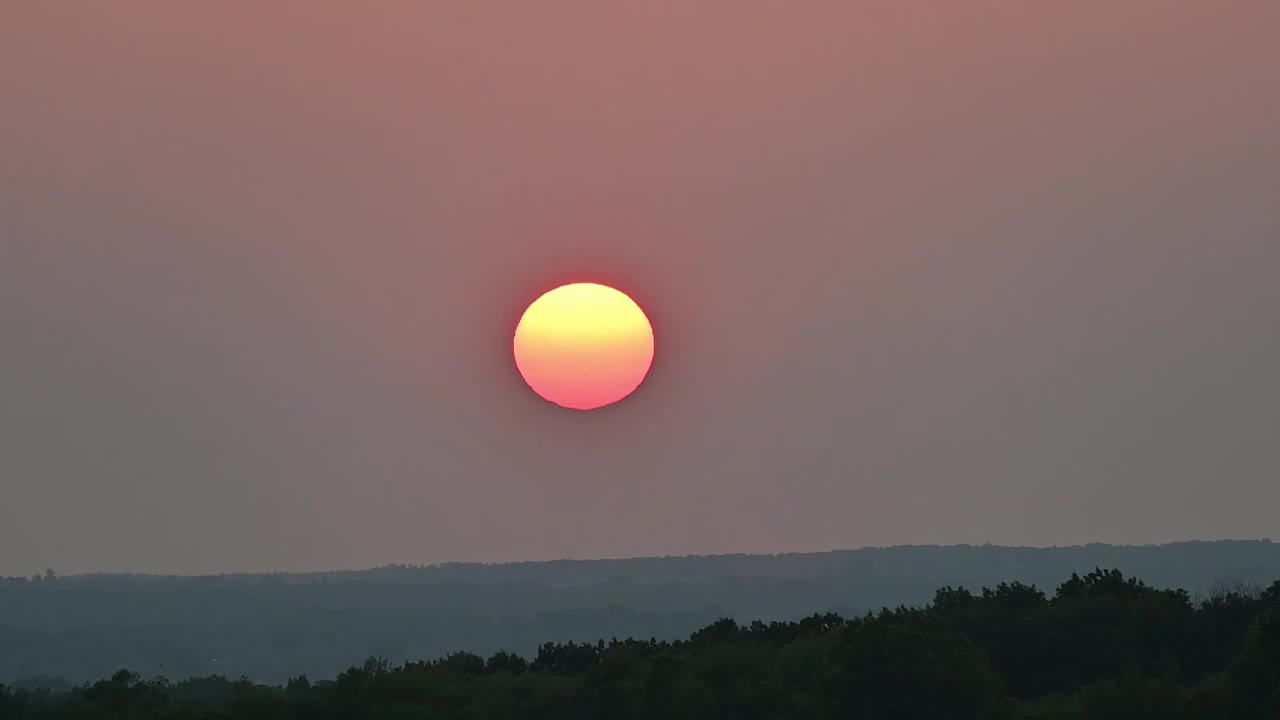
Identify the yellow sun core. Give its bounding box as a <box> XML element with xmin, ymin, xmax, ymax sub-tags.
<box><xmin>513</xmin><ymin>283</ymin><xmax>655</xmax><ymax>410</ymax></box>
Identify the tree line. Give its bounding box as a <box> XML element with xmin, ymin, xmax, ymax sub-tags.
<box><xmin>1</xmin><ymin>568</ymin><xmax>1277</xmax><ymax>719</ymax></box>
<box><xmin>6</xmin><ymin>541</ymin><xmax>1279</xmax><ymax>684</ymax></box>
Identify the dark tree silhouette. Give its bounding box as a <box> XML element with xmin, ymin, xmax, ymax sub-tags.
<box><xmin>4</xmin><ymin>569</ymin><xmax>1280</xmax><ymax>719</ymax></box>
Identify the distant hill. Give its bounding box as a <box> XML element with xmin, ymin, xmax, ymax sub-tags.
<box><xmin>3</xmin><ymin>540</ymin><xmax>1277</xmax><ymax>684</ymax></box>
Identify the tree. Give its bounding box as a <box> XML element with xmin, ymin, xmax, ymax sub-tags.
<box><xmin>83</xmin><ymin>669</ymin><xmax>168</xmax><ymax>717</ymax></box>
<box><xmin>0</xmin><ymin>684</ymin><xmax>30</xmax><ymax>720</ymax></box>
<box><xmin>825</xmin><ymin>620</ymin><xmax>1001</xmax><ymax>719</ymax></box>
<box><xmin>1231</xmin><ymin>610</ymin><xmax>1280</xmax><ymax>714</ymax></box>
<box><xmin>933</xmin><ymin>585</ymin><xmax>976</xmax><ymax>612</ymax></box>
<box><xmin>532</xmin><ymin>642</ymin><xmax>600</xmax><ymax>676</ymax></box>
<box><xmin>1054</xmin><ymin>568</ymin><xmax>1178</xmax><ymax>602</ymax></box>
<box><xmin>486</xmin><ymin>651</ymin><xmax>529</xmax><ymax>674</ymax></box>
<box><xmin>1265</xmin><ymin>580</ymin><xmax>1280</xmax><ymax>608</ymax></box>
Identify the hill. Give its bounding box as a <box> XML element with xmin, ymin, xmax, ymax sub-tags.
<box><xmin>3</xmin><ymin>540</ymin><xmax>1277</xmax><ymax>684</ymax></box>
<box><xmin>5</xmin><ymin>567</ymin><xmax>1279</xmax><ymax>718</ymax></box>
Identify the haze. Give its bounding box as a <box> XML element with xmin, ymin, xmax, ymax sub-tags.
<box><xmin>2</xmin><ymin>1</ymin><xmax>1278</xmax><ymax>575</ymax></box>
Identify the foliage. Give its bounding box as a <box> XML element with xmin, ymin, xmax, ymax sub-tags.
<box><xmin>3</xmin><ymin>569</ymin><xmax>1279</xmax><ymax>718</ymax></box>
<box><xmin>5</xmin><ymin>541</ymin><xmax>1279</xmax><ymax>684</ymax></box>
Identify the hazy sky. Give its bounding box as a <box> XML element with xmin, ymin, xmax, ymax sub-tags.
<box><xmin>3</xmin><ymin>2</ymin><xmax>1278</xmax><ymax>575</ymax></box>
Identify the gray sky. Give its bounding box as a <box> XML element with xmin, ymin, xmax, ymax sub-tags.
<box><xmin>3</xmin><ymin>2</ymin><xmax>1278</xmax><ymax>575</ymax></box>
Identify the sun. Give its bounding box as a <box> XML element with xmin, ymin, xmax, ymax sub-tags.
<box><xmin>513</xmin><ymin>283</ymin><xmax>655</xmax><ymax>410</ymax></box>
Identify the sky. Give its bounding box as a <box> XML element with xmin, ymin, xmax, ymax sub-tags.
<box><xmin>2</xmin><ymin>2</ymin><xmax>1278</xmax><ymax>575</ymax></box>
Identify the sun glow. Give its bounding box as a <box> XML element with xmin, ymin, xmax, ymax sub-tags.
<box><xmin>513</xmin><ymin>283</ymin><xmax>655</xmax><ymax>410</ymax></box>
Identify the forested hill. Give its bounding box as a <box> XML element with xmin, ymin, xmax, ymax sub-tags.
<box><xmin>3</xmin><ymin>541</ymin><xmax>1277</xmax><ymax>685</ymax></box>
<box><xmin>3</xmin><ymin>569</ymin><xmax>1279</xmax><ymax>718</ymax></box>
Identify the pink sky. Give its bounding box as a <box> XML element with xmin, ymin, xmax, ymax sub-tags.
<box><xmin>2</xmin><ymin>1</ymin><xmax>1278</xmax><ymax>574</ymax></box>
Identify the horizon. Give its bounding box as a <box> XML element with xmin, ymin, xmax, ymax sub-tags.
<box><xmin>12</xmin><ymin>537</ymin><xmax>1276</xmax><ymax>580</ymax></box>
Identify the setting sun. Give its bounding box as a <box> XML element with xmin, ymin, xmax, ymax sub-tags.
<box><xmin>513</xmin><ymin>283</ymin><xmax>655</xmax><ymax>410</ymax></box>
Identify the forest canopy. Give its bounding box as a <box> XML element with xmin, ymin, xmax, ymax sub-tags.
<box><xmin>2</xmin><ymin>569</ymin><xmax>1278</xmax><ymax>719</ymax></box>
<box><xmin>5</xmin><ymin>541</ymin><xmax>1278</xmax><ymax>685</ymax></box>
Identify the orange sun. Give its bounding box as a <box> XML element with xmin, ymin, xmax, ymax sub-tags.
<box><xmin>513</xmin><ymin>283</ymin><xmax>655</xmax><ymax>410</ymax></box>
